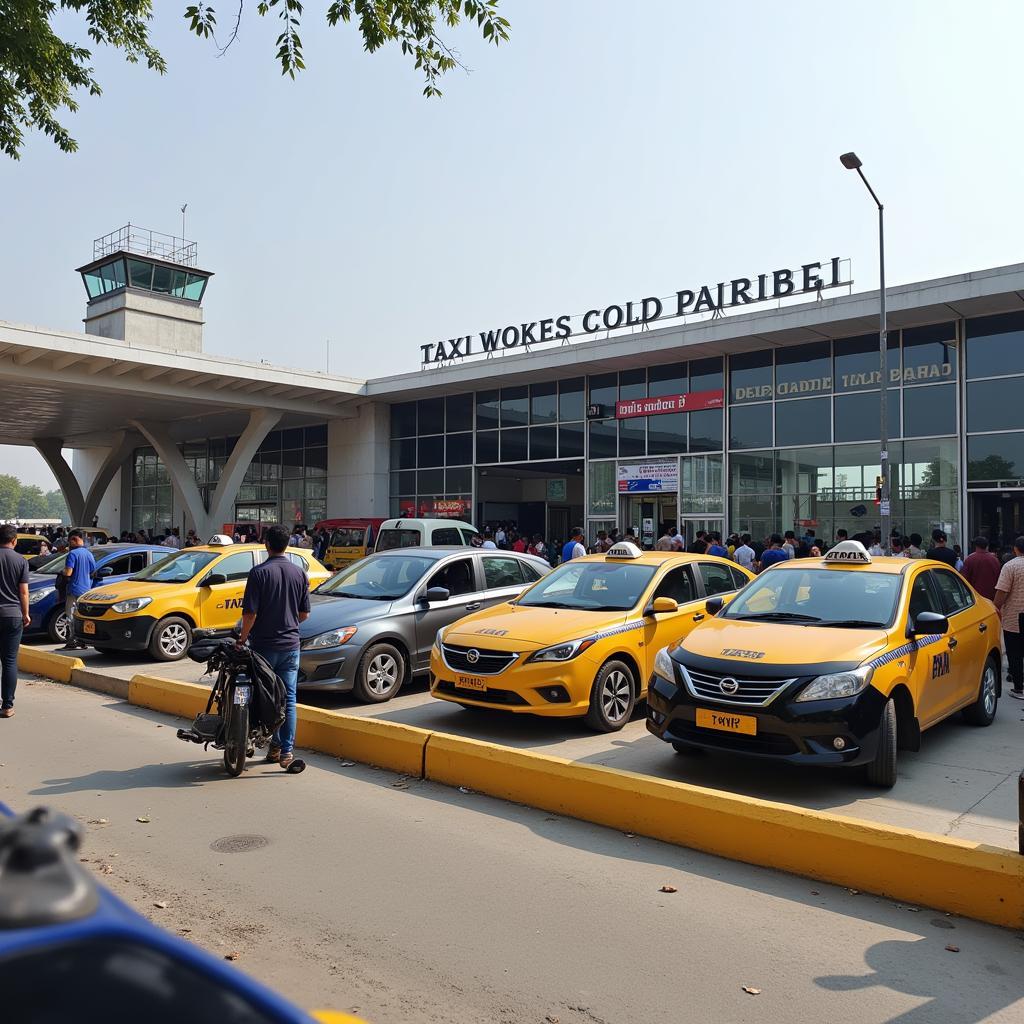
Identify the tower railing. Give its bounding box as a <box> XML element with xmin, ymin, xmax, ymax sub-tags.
<box><xmin>93</xmin><ymin>224</ymin><xmax>197</xmax><ymax>267</ymax></box>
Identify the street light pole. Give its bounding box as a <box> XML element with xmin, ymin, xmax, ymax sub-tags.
<box><xmin>840</xmin><ymin>152</ymin><xmax>890</xmax><ymax>553</ymax></box>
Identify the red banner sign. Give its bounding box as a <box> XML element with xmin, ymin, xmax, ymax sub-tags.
<box><xmin>615</xmin><ymin>389</ymin><xmax>724</xmax><ymax>419</ymax></box>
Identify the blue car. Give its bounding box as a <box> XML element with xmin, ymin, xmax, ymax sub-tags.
<box><xmin>28</xmin><ymin>543</ymin><xmax>170</xmax><ymax>644</ymax></box>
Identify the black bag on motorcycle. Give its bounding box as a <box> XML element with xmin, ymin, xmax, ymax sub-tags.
<box><xmin>246</xmin><ymin>649</ymin><xmax>287</xmax><ymax>734</ymax></box>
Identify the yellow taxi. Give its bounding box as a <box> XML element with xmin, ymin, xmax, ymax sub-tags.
<box><xmin>72</xmin><ymin>538</ymin><xmax>331</xmax><ymax>661</ymax></box>
<box><xmin>647</xmin><ymin>540</ymin><xmax>1002</xmax><ymax>787</ymax></box>
<box><xmin>429</xmin><ymin>541</ymin><xmax>755</xmax><ymax>731</ymax></box>
<box><xmin>14</xmin><ymin>533</ymin><xmax>49</xmax><ymax>559</ymax></box>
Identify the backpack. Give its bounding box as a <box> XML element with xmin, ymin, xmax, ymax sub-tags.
<box><xmin>246</xmin><ymin>649</ymin><xmax>287</xmax><ymax>734</ymax></box>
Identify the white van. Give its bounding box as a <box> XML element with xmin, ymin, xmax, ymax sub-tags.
<box><xmin>374</xmin><ymin>518</ymin><xmax>479</xmax><ymax>551</ymax></box>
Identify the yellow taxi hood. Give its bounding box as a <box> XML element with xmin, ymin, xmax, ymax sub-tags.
<box><xmin>681</xmin><ymin>615</ymin><xmax>890</xmax><ymax>667</ymax></box>
<box><xmin>444</xmin><ymin>603</ymin><xmax>626</xmax><ymax>646</ymax></box>
<box><xmin>80</xmin><ymin>580</ymin><xmax>166</xmax><ymax>603</ymax></box>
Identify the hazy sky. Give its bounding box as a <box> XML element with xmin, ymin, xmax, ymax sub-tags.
<box><xmin>2</xmin><ymin>1</ymin><xmax>1023</xmax><ymax>487</ymax></box>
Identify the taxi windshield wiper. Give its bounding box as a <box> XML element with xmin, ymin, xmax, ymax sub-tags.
<box><xmin>734</xmin><ymin>611</ymin><xmax>822</xmax><ymax>622</ymax></box>
<box><xmin>522</xmin><ymin>600</ymin><xmax>580</xmax><ymax>609</ymax></box>
<box><xmin>819</xmin><ymin>618</ymin><xmax>887</xmax><ymax>628</ymax></box>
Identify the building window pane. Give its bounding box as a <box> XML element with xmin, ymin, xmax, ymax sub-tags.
<box><xmin>445</xmin><ymin>467</ymin><xmax>472</xmax><ymax>493</ymax></box>
<box><xmin>476</xmin><ymin>390</ymin><xmax>500</xmax><ymax>430</ymax></box>
<box><xmin>530</xmin><ymin>425</ymin><xmax>558</xmax><ymax>460</ymax></box>
<box><xmin>903</xmin><ymin>383</ymin><xmax>955</xmax><ymax>437</ymax></box>
<box><xmin>417</xmin><ymin>469</ymin><xmax>445</xmax><ymax>494</ymax></box>
<box><xmin>500</xmin><ymin>386</ymin><xmax>529</xmax><ymax>427</ymax></box>
<box><xmin>446</xmin><ymin>432</ymin><xmax>473</xmax><ymax>466</ymax></box>
<box><xmin>775</xmin><ymin>397</ymin><xmax>831</xmax><ymax>447</ymax></box>
<box><xmin>967</xmin><ymin>432</ymin><xmax>1024</xmax><ymax>485</ymax></box>
<box><xmin>588</xmin><ymin>420</ymin><xmax>617</xmax><ymax>459</ymax></box>
<box><xmin>648</xmin><ymin>413</ymin><xmax>686</xmax><ymax>455</ymax></box>
<box><xmin>729</xmin><ymin>403</ymin><xmax>772</xmax><ymax>449</ymax></box>
<box><xmin>417</xmin><ymin>435</ymin><xmax>444</xmax><ymax>467</ymax></box>
<box><xmin>618</xmin><ymin>367</ymin><xmax>647</xmax><ymax>401</ymax></box>
<box><xmin>530</xmin><ymin>382</ymin><xmax>558</xmax><ymax>424</ymax></box>
<box><xmin>902</xmin><ymin>323</ymin><xmax>957</xmax><ymax>384</ymax></box>
<box><xmin>689</xmin><ymin>409</ymin><xmax>723</xmax><ymax>452</ymax></box>
<box><xmin>390</xmin><ymin>438</ymin><xmax>416</xmax><ymax>470</ymax></box>
<box><xmin>690</xmin><ymin>357</ymin><xmax>723</xmax><ymax>393</ymax></box>
<box><xmin>304</xmin><ymin>424</ymin><xmax>327</xmax><ymax>446</ymax></box>
<box><xmin>127</xmin><ymin>259</ymin><xmax>153</xmax><ymax>289</ymax></box>
<box><xmin>775</xmin><ymin>342</ymin><xmax>832</xmax><ymax>397</ymax></box>
<box><xmin>281</xmin><ymin>427</ymin><xmax>304</xmax><ymax>449</ymax></box>
<box><xmin>391</xmin><ymin>402</ymin><xmax>417</xmax><ymax>438</ymax></box>
<box><xmin>967</xmin><ymin>378</ymin><xmax>1024</xmax><ymax>433</ymax></box>
<box><xmin>418</xmin><ymin>398</ymin><xmax>445</xmax><ymax>435</ymax></box>
<box><xmin>281</xmin><ymin>449</ymin><xmax>303</xmax><ymax>479</ymax></box>
<box><xmin>588</xmin><ymin>461</ymin><xmax>616</xmax><ymax>516</ymax></box>
<box><xmin>305</xmin><ymin>447</ymin><xmax>327</xmax><ymax>476</ymax></box>
<box><xmin>446</xmin><ymin>393</ymin><xmax>474</xmax><ymax>433</ymax></box>
<box><xmin>151</xmin><ymin>264</ymin><xmax>172</xmax><ymax>294</ymax></box>
<box><xmin>391</xmin><ymin>470</ymin><xmax>415</xmax><ymax>495</ymax></box>
<box><xmin>559</xmin><ymin>377</ymin><xmax>585</xmax><ymax>421</ymax></box>
<box><xmin>500</xmin><ymin>428</ymin><xmax>528</xmax><ymax>462</ymax></box>
<box><xmin>305</xmin><ymin>479</ymin><xmax>327</xmax><ymax>499</ymax></box>
<box><xmin>588</xmin><ymin>373</ymin><xmax>618</xmax><ymax>417</ymax></box>
<box><xmin>559</xmin><ymin>423</ymin><xmax>585</xmax><ymax>458</ymax></box>
<box><xmin>730</xmin><ymin>350</ymin><xmax>772</xmax><ymax>404</ymax></box>
<box><xmin>966</xmin><ymin>312</ymin><xmax>1024</xmax><ymax>380</ymax></box>
<box><xmin>834</xmin><ymin>333</ymin><xmax>901</xmax><ymax>392</ymax></box>
<box><xmin>618</xmin><ymin>417</ymin><xmax>646</xmax><ymax>457</ymax></box>
<box><xmin>477</xmin><ymin>430</ymin><xmax>499</xmax><ymax>463</ymax></box>
<box><xmin>648</xmin><ymin>362</ymin><xmax>687</xmax><ymax>398</ymax></box>
<box><xmin>834</xmin><ymin>390</ymin><xmax>901</xmax><ymax>443</ymax></box>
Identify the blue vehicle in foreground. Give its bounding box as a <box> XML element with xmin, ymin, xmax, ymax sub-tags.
<box><xmin>27</xmin><ymin>544</ymin><xmax>170</xmax><ymax>644</ymax></box>
<box><xmin>0</xmin><ymin>804</ymin><xmax>361</xmax><ymax>1023</ymax></box>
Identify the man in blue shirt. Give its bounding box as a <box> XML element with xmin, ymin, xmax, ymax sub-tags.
<box><xmin>758</xmin><ymin>534</ymin><xmax>789</xmax><ymax>573</ymax></box>
<box><xmin>61</xmin><ymin>530</ymin><xmax>96</xmax><ymax>650</ymax></box>
<box><xmin>707</xmin><ymin>532</ymin><xmax>729</xmax><ymax>559</ymax></box>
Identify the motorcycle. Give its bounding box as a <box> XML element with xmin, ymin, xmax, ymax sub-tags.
<box><xmin>176</xmin><ymin>639</ymin><xmax>304</xmax><ymax>776</ymax></box>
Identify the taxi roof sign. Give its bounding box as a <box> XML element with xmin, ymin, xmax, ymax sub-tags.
<box><xmin>823</xmin><ymin>539</ymin><xmax>872</xmax><ymax>564</ymax></box>
<box><xmin>606</xmin><ymin>541</ymin><xmax>643</xmax><ymax>560</ymax></box>
<box><xmin>207</xmin><ymin>534</ymin><xmax>234</xmax><ymax>546</ymax></box>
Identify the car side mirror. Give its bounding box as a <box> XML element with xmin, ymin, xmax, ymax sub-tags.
<box><xmin>422</xmin><ymin>586</ymin><xmax>450</xmax><ymax>604</ymax></box>
<box><xmin>95</xmin><ymin>566</ymin><xmax>113</xmax><ymax>578</ymax></box>
<box><xmin>644</xmin><ymin>596</ymin><xmax>679</xmax><ymax>616</ymax></box>
<box><xmin>202</xmin><ymin>572</ymin><xmax>228</xmax><ymax>588</ymax></box>
<box><xmin>907</xmin><ymin>610</ymin><xmax>948</xmax><ymax>638</ymax></box>
<box><xmin>705</xmin><ymin>596</ymin><xmax>725</xmax><ymax>616</ymax></box>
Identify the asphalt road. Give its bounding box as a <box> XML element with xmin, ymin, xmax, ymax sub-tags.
<box><xmin>3</xmin><ymin>679</ymin><xmax>1022</xmax><ymax>1024</ymax></box>
<box><xmin>32</xmin><ymin>638</ymin><xmax>1024</xmax><ymax>850</ymax></box>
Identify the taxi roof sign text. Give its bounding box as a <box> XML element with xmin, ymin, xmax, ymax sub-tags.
<box><xmin>606</xmin><ymin>542</ymin><xmax>643</xmax><ymax>560</ymax></box>
<box><xmin>823</xmin><ymin>540</ymin><xmax>872</xmax><ymax>564</ymax></box>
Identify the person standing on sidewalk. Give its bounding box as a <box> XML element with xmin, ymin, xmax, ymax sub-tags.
<box><xmin>962</xmin><ymin>536</ymin><xmax>1001</xmax><ymax>601</ymax></box>
<box><xmin>60</xmin><ymin>530</ymin><xmax>95</xmax><ymax>651</ymax></box>
<box><xmin>236</xmin><ymin>524</ymin><xmax>310</xmax><ymax>770</ymax></box>
<box><xmin>0</xmin><ymin>525</ymin><xmax>30</xmax><ymax>718</ymax></box>
<box><xmin>994</xmin><ymin>535</ymin><xmax>1024</xmax><ymax>700</ymax></box>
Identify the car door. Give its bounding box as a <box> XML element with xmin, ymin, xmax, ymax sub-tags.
<box><xmin>479</xmin><ymin>554</ymin><xmax>534</xmax><ymax>611</ymax></box>
<box><xmin>412</xmin><ymin>555</ymin><xmax>482</xmax><ymax>670</ymax></box>
<box><xmin>930</xmin><ymin>567</ymin><xmax>987</xmax><ymax>715</ymax></box>
<box><xmin>95</xmin><ymin>552</ymin><xmax>134</xmax><ymax>584</ymax></box>
<box><xmin>907</xmin><ymin>568</ymin><xmax>962</xmax><ymax>728</ymax></box>
<box><xmin>639</xmin><ymin>564</ymin><xmax>703</xmax><ymax>686</ymax></box>
<box><xmin>195</xmin><ymin>550</ymin><xmax>255</xmax><ymax>629</ymax></box>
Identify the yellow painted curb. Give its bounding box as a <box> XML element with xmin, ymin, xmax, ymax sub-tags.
<box><xmin>18</xmin><ymin>646</ymin><xmax>83</xmax><ymax>683</ymax></box>
<box><xmin>128</xmin><ymin>674</ymin><xmax>210</xmax><ymax>720</ymax></box>
<box><xmin>424</xmin><ymin>733</ymin><xmax>1024</xmax><ymax>930</ymax></box>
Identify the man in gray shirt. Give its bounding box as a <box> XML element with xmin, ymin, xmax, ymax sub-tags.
<box><xmin>0</xmin><ymin>524</ymin><xmax>31</xmax><ymax>718</ymax></box>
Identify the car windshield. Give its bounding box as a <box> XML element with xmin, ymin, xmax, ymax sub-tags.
<box><xmin>316</xmin><ymin>553</ymin><xmax>435</xmax><ymax>600</ymax></box>
<box><xmin>722</xmin><ymin>568</ymin><xmax>901</xmax><ymax>627</ymax></box>
<box><xmin>34</xmin><ymin>553</ymin><xmax>68</xmax><ymax>576</ymax></box>
<box><xmin>517</xmin><ymin>561</ymin><xmax>657</xmax><ymax>612</ymax></box>
<box><xmin>375</xmin><ymin>529</ymin><xmax>421</xmax><ymax>551</ymax></box>
<box><xmin>131</xmin><ymin>550</ymin><xmax>220</xmax><ymax>584</ymax></box>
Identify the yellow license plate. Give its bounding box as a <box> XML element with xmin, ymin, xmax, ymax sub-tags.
<box><xmin>82</xmin><ymin>620</ymin><xmax>96</xmax><ymax>635</ymax></box>
<box><xmin>695</xmin><ymin>707</ymin><xmax>757</xmax><ymax>735</ymax></box>
<box><xmin>456</xmin><ymin>675</ymin><xmax>486</xmax><ymax>692</ymax></box>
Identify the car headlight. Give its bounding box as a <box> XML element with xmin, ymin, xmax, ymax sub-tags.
<box><xmin>29</xmin><ymin>587</ymin><xmax>54</xmax><ymax>605</ymax></box>
<box><xmin>111</xmin><ymin>596</ymin><xmax>152</xmax><ymax>614</ymax></box>
<box><xmin>301</xmin><ymin>626</ymin><xmax>357</xmax><ymax>651</ymax></box>
<box><xmin>526</xmin><ymin>636</ymin><xmax>597</xmax><ymax>663</ymax></box>
<box><xmin>795</xmin><ymin>665</ymin><xmax>874</xmax><ymax>702</ymax></box>
<box><xmin>653</xmin><ymin>646</ymin><xmax>676</xmax><ymax>683</ymax></box>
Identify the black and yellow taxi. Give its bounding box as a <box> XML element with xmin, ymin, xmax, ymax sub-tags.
<box><xmin>429</xmin><ymin>541</ymin><xmax>754</xmax><ymax>731</ymax></box>
<box><xmin>72</xmin><ymin>537</ymin><xmax>330</xmax><ymax>661</ymax></box>
<box><xmin>647</xmin><ymin>540</ymin><xmax>1002</xmax><ymax>787</ymax></box>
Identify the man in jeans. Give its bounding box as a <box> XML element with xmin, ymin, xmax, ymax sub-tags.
<box><xmin>0</xmin><ymin>524</ymin><xmax>30</xmax><ymax>718</ymax></box>
<box><xmin>236</xmin><ymin>524</ymin><xmax>310</xmax><ymax>770</ymax></box>
<box><xmin>994</xmin><ymin>535</ymin><xmax>1024</xmax><ymax>700</ymax></box>
<box><xmin>61</xmin><ymin>530</ymin><xmax>96</xmax><ymax>651</ymax></box>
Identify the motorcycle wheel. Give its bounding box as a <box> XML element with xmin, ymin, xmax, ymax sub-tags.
<box><xmin>223</xmin><ymin>703</ymin><xmax>249</xmax><ymax>777</ymax></box>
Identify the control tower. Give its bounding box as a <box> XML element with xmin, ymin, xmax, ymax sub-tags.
<box><xmin>75</xmin><ymin>224</ymin><xmax>213</xmax><ymax>353</ymax></box>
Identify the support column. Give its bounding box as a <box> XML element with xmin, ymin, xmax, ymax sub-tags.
<box><xmin>34</xmin><ymin>438</ymin><xmax>85</xmax><ymax>526</ymax></box>
<box><xmin>80</xmin><ymin>430</ymin><xmax>136</xmax><ymax>526</ymax></box>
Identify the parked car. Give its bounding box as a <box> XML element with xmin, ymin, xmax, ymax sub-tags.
<box><xmin>13</xmin><ymin>533</ymin><xmax>48</xmax><ymax>559</ymax></box>
<box><xmin>374</xmin><ymin>518</ymin><xmax>479</xmax><ymax>551</ymax></box>
<box><xmin>298</xmin><ymin>546</ymin><xmax>550</xmax><ymax>702</ymax></box>
<box><xmin>315</xmin><ymin>517</ymin><xmax>385</xmax><ymax>569</ymax></box>
<box><xmin>27</xmin><ymin>543</ymin><xmax>171</xmax><ymax>643</ymax></box>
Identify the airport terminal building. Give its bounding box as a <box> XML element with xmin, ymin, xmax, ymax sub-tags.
<box><xmin>3</xmin><ymin>227</ymin><xmax>1024</xmax><ymax>551</ymax></box>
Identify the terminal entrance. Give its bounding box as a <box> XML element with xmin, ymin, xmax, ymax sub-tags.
<box><xmin>622</xmin><ymin>495</ymin><xmax>677</xmax><ymax>548</ymax></box>
<box><xmin>969</xmin><ymin>491</ymin><xmax>1024</xmax><ymax>555</ymax></box>
<box><xmin>476</xmin><ymin>462</ymin><xmax>584</xmax><ymax>546</ymax></box>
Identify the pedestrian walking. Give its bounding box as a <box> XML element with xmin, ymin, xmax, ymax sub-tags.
<box><xmin>733</xmin><ymin>533</ymin><xmax>755</xmax><ymax>571</ymax></box>
<box><xmin>994</xmin><ymin>536</ymin><xmax>1024</xmax><ymax>700</ymax></box>
<box><xmin>707</xmin><ymin>532</ymin><xmax>728</xmax><ymax>558</ymax></box>
<box><xmin>561</xmin><ymin>527</ymin><xmax>586</xmax><ymax>562</ymax></box>
<box><xmin>60</xmin><ymin>529</ymin><xmax>95</xmax><ymax>651</ymax></box>
<box><xmin>0</xmin><ymin>524</ymin><xmax>30</xmax><ymax>718</ymax></box>
<box><xmin>235</xmin><ymin>524</ymin><xmax>311</xmax><ymax>771</ymax></box>
<box><xmin>758</xmin><ymin>534</ymin><xmax>789</xmax><ymax>572</ymax></box>
<box><xmin>905</xmin><ymin>532</ymin><xmax>925</xmax><ymax>559</ymax></box>
<box><xmin>962</xmin><ymin>536</ymin><xmax>1001</xmax><ymax>600</ymax></box>
<box><xmin>782</xmin><ymin>531</ymin><xmax>797</xmax><ymax>559</ymax></box>
<box><xmin>655</xmin><ymin>527</ymin><xmax>674</xmax><ymax>552</ymax></box>
<box><xmin>926</xmin><ymin>529</ymin><xmax>958</xmax><ymax>568</ymax></box>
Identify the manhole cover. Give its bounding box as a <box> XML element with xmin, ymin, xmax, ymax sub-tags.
<box><xmin>210</xmin><ymin>834</ymin><xmax>270</xmax><ymax>854</ymax></box>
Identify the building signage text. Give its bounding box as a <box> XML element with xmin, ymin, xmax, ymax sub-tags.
<box><xmin>421</xmin><ymin>257</ymin><xmax>849</xmax><ymax>364</ymax></box>
<box><xmin>617</xmin><ymin>461</ymin><xmax>679</xmax><ymax>493</ymax></box>
<box><xmin>732</xmin><ymin>362</ymin><xmax>953</xmax><ymax>403</ymax></box>
<box><xmin>616</xmin><ymin>389</ymin><xmax>724</xmax><ymax>419</ymax></box>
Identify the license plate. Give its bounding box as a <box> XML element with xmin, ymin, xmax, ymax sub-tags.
<box><xmin>83</xmin><ymin>620</ymin><xmax>96</xmax><ymax>635</ymax></box>
<box><xmin>695</xmin><ymin>707</ymin><xmax>757</xmax><ymax>736</ymax></box>
<box><xmin>455</xmin><ymin>675</ymin><xmax>487</xmax><ymax>692</ymax></box>
<box><xmin>233</xmin><ymin>685</ymin><xmax>251</xmax><ymax>705</ymax></box>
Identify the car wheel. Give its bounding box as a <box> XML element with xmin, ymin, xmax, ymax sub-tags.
<box><xmin>148</xmin><ymin>616</ymin><xmax>192</xmax><ymax>662</ymax></box>
<box><xmin>865</xmin><ymin>697</ymin><xmax>898</xmax><ymax>788</ymax></box>
<box><xmin>353</xmin><ymin>643</ymin><xmax>405</xmax><ymax>703</ymax></box>
<box><xmin>584</xmin><ymin>660</ymin><xmax>636</xmax><ymax>733</ymax></box>
<box><xmin>962</xmin><ymin>654</ymin><xmax>999</xmax><ymax>726</ymax></box>
<box><xmin>46</xmin><ymin>609</ymin><xmax>70</xmax><ymax>644</ymax></box>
